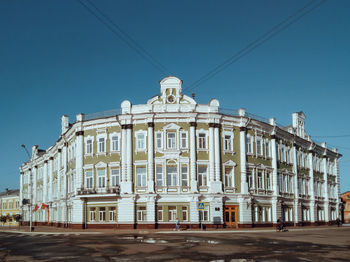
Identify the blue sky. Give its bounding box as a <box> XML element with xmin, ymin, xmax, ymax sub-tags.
<box><xmin>1</xmin><ymin>0</ymin><xmax>349</xmax><ymax>193</ymax></box>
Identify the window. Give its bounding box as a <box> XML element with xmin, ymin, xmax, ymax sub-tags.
<box><xmin>167</xmin><ymin>132</ymin><xmax>176</xmax><ymax>149</ymax></box>
<box><xmin>137</xmin><ymin>206</ymin><xmax>147</xmax><ymax>221</ymax></box>
<box><xmin>156</xmin><ymin>132</ymin><xmax>163</xmax><ymax>149</ymax></box>
<box><xmin>111</xmin><ymin>168</ymin><xmax>120</xmax><ymax>187</ymax></box>
<box><xmin>136</xmin><ymin>133</ymin><xmax>146</xmax><ymax>150</ymax></box>
<box><xmin>180</xmin><ymin>132</ymin><xmax>188</xmax><ymax>149</ymax></box>
<box><xmin>97</xmin><ymin>169</ymin><xmax>106</xmax><ymax>188</ymax></box>
<box><xmin>9</xmin><ymin>201</ymin><xmax>13</xmax><ymax>209</ymax></box>
<box><xmin>182</xmin><ymin>206</ymin><xmax>188</xmax><ymax>221</ymax></box>
<box><xmin>256</xmin><ymin>137</ymin><xmax>263</xmax><ymax>156</ymax></box>
<box><xmin>225</xmin><ymin>166</ymin><xmax>234</xmax><ymax>187</ymax></box>
<box><xmin>85</xmin><ymin>171</ymin><xmax>93</xmax><ymax>189</ymax></box>
<box><xmin>198</xmin><ymin>133</ymin><xmax>206</xmax><ymax>149</ymax></box>
<box><xmin>281</xmin><ymin>146</ymin><xmax>285</xmax><ymax>162</ymax></box>
<box><xmin>156</xmin><ymin>166</ymin><xmax>163</xmax><ymax>186</ymax></box>
<box><xmin>111</xmin><ymin>135</ymin><xmax>119</xmax><ymax>151</ymax></box>
<box><xmin>108</xmin><ymin>207</ymin><xmax>116</xmax><ymax>222</ymax></box>
<box><xmin>157</xmin><ymin>206</ymin><xmax>163</xmax><ymax>221</ymax></box>
<box><xmin>199</xmin><ymin>206</ymin><xmax>209</xmax><ymax>222</ymax></box>
<box><xmin>168</xmin><ymin>206</ymin><xmax>177</xmax><ymax>221</ymax></box>
<box><xmin>15</xmin><ymin>201</ymin><xmax>19</xmax><ymax>209</ymax></box>
<box><xmin>247</xmin><ymin>135</ymin><xmax>253</xmax><ymax>154</ymax></box>
<box><xmin>167</xmin><ymin>166</ymin><xmax>177</xmax><ymax>186</ymax></box>
<box><xmin>265</xmin><ymin>140</ymin><xmax>271</xmax><ymax>157</ymax></box>
<box><xmin>98</xmin><ymin>137</ymin><xmax>105</xmax><ymax>153</ymax></box>
<box><xmin>266</xmin><ymin>173</ymin><xmax>271</xmax><ymax>190</ymax></box>
<box><xmin>89</xmin><ymin>208</ymin><xmax>96</xmax><ymax>222</ymax></box>
<box><xmin>198</xmin><ymin>166</ymin><xmax>208</xmax><ymax>186</ymax></box>
<box><xmin>247</xmin><ymin>171</ymin><xmax>253</xmax><ymax>189</ymax></box>
<box><xmin>257</xmin><ymin>171</ymin><xmax>263</xmax><ymax>189</ymax></box>
<box><xmin>136</xmin><ymin>167</ymin><xmax>147</xmax><ymax>187</ymax></box>
<box><xmin>181</xmin><ymin>165</ymin><xmax>188</xmax><ymax>186</ymax></box>
<box><xmin>224</xmin><ymin>134</ymin><xmax>233</xmax><ymax>151</ymax></box>
<box><xmin>99</xmin><ymin>207</ymin><xmax>106</xmax><ymax>222</ymax></box>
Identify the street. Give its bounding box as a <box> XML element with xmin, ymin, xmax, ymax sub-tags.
<box><xmin>0</xmin><ymin>227</ymin><xmax>349</xmax><ymax>261</ymax></box>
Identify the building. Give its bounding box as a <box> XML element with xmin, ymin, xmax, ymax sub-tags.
<box><xmin>341</xmin><ymin>191</ymin><xmax>350</xmax><ymax>223</ymax></box>
<box><xmin>19</xmin><ymin>76</ymin><xmax>341</xmax><ymax>229</ymax></box>
<box><xmin>0</xmin><ymin>189</ymin><xmax>20</xmax><ymax>226</ymax></box>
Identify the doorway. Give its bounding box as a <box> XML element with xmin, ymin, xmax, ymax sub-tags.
<box><xmin>224</xmin><ymin>205</ymin><xmax>238</xmax><ymax>228</ymax></box>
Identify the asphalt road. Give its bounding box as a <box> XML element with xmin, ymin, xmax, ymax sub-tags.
<box><xmin>0</xmin><ymin>227</ymin><xmax>349</xmax><ymax>261</ymax></box>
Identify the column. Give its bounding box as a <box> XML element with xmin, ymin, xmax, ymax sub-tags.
<box><xmin>214</xmin><ymin>124</ymin><xmax>221</xmax><ymax>182</ymax></box>
<box><xmin>190</xmin><ymin>195</ymin><xmax>200</xmax><ymax>226</ymax></box>
<box><xmin>32</xmin><ymin>166</ymin><xmax>37</xmax><ymax>205</ymax></box>
<box><xmin>292</xmin><ymin>145</ymin><xmax>299</xmax><ymax>225</ymax></box>
<box><xmin>20</xmin><ymin>172</ymin><xmax>23</xmax><ymax>218</ymax></box>
<box><xmin>148</xmin><ymin>122</ymin><xmax>154</xmax><ymax>193</ymax></box>
<box><xmin>124</xmin><ymin>124</ymin><xmax>133</xmax><ymax>194</ymax></box>
<box><xmin>190</xmin><ymin>122</ymin><xmax>198</xmax><ymax>193</ymax></box>
<box><xmin>57</xmin><ymin>149</ymin><xmax>61</xmax><ymax>200</ymax></box>
<box><xmin>43</xmin><ymin>160</ymin><xmax>48</xmax><ymax>203</ymax></box>
<box><xmin>49</xmin><ymin>157</ymin><xmax>53</xmax><ymax>202</ymax></box>
<box><xmin>208</xmin><ymin>123</ymin><xmax>215</xmax><ymax>183</ymax></box>
<box><xmin>322</xmin><ymin>155</ymin><xmax>329</xmax><ymax>222</ymax></box>
<box><xmin>146</xmin><ymin>195</ymin><xmax>156</xmax><ymax>225</ymax></box>
<box><xmin>121</xmin><ymin>125</ymin><xmax>127</xmax><ymax>184</ymax></box>
<box><xmin>308</xmin><ymin>151</ymin><xmax>315</xmax><ymax>223</ymax></box>
<box><xmin>75</xmin><ymin>131</ymin><xmax>84</xmax><ymax>193</ymax></box>
<box><xmin>334</xmin><ymin>158</ymin><xmax>340</xmax><ymax>219</ymax></box>
<box><xmin>240</xmin><ymin>127</ymin><xmax>248</xmax><ymax>194</ymax></box>
<box><xmin>63</xmin><ymin>144</ymin><xmax>68</xmax><ymax>225</ymax></box>
<box><xmin>270</xmin><ymin>134</ymin><xmax>278</xmax><ymax>224</ymax></box>
<box><xmin>211</xmin><ymin>124</ymin><xmax>222</xmax><ymax>193</ymax></box>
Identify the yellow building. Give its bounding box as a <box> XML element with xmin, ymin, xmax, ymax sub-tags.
<box><xmin>0</xmin><ymin>189</ymin><xmax>20</xmax><ymax>227</ymax></box>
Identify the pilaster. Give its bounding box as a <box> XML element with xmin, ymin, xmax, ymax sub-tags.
<box><xmin>75</xmin><ymin>130</ymin><xmax>84</xmax><ymax>193</ymax></box>
<box><xmin>322</xmin><ymin>155</ymin><xmax>329</xmax><ymax>222</ymax></box>
<box><xmin>292</xmin><ymin>145</ymin><xmax>299</xmax><ymax>224</ymax></box>
<box><xmin>190</xmin><ymin>122</ymin><xmax>198</xmax><ymax>193</ymax></box>
<box><xmin>270</xmin><ymin>134</ymin><xmax>278</xmax><ymax>223</ymax></box>
<box><xmin>147</xmin><ymin>122</ymin><xmax>154</xmax><ymax>193</ymax></box>
<box><xmin>308</xmin><ymin>151</ymin><xmax>315</xmax><ymax>223</ymax></box>
<box><xmin>240</xmin><ymin>127</ymin><xmax>248</xmax><ymax>194</ymax></box>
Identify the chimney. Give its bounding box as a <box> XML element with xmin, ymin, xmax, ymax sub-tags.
<box><xmin>76</xmin><ymin>113</ymin><xmax>85</xmax><ymax>122</ymax></box>
<box><xmin>61</xmin><ymin>115</ymin><xmax>69</xmax><ymax>134</ymax></box>
<box><xmin>5</xmin><ymin>188</ymin><xmax>8</xmax><ymax>195</ymax></box>
<box><xmin>269</xmin><ymin>118</ymin><xmax>276</xmax><ymax>126</ymax></box>
<box><xmin>238</xmin><ymin>108</ymin><xmax>246</xmax><ymax>117</ymax></box>
<box><xmin>31</xmin><ymin>145</ymin><xmax>38</xmax><ymax>159</ymax></box>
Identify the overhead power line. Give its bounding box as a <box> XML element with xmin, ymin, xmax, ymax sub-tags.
<box><xmin>312</xmin><ymin>135</ymin><xmax>350</xmax><ymax>138</ymax></box>
<box><xmin>77</xmin><ymin>0</ymin><xmax>168</xmax><ymax>74</ymax></box>
<box><xmin>183</xmin><ymin>0</ymin><xmax>327</xmax><ymax>93</ymax></box>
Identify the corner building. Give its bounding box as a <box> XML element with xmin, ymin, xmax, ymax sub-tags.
<box><xmin>20</xmin><ymin>76</ymin><xmax>342</xmax><ymax>229</ymax></box>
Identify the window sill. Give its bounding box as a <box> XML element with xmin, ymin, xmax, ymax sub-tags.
<box><xmin>224</xmin><ymin>150</ymin><xmax>235</xmax><ymax>154</ymax></box>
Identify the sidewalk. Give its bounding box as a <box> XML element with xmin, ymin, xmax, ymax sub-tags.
<box><xmin>0</xmin><ymin>224</ymin><xmax>344</xmax><ymax>235</ymax></box>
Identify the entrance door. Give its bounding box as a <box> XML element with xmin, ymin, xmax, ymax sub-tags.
<box><xmin>224</xmin><ymin>205</ymin><xmax>238</xmax><ymax>228</ymax></box>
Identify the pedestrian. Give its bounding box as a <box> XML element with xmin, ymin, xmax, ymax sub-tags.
<box><xmin>336</xmin><ymin>218</ymin><xmax>341</xmax><ymax>227</ymax></box>
<box><xmin>175</xmin><ymin>217</ymin><xmax>180</xmax><ymax>231</ymax></box>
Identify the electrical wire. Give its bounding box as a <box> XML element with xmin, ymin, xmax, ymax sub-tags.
<box><xmin>77</xmin><ymin>0</ymin><xmax>168</xmax><ymax>74</ymax></box>
<box><xmin>183</xmin><ymin>0</ymin><xmax>327</xmax><ymax>93</ymax></box>
<box><xmin>312</xmin><ymin>135</ymin><xmax>350</xmax><ymax>138</ymax></box>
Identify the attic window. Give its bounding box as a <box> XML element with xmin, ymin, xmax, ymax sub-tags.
<box><xmin>167</xmin><ymin>95</ymin><xmax>175</xmax><ymax>103</ymax></box>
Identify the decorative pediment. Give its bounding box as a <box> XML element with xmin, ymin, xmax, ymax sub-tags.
<box><xmin>223</xmin><ymin>160</ymin><xmax>237</xmax><ymax>166</ymax></box>
<box><xmin>256</xmin><ymin>163</ymin><xmax>266</xmax><ymax>169</ymax></box>
<box><xmin>162</xmin><ymin>123</ymin><xmax>181</xmax><ymax>131</ymax></box>
<box><xmin>95</xmin><ymin>161</ymin><xmax>107</xmax><ymax>168</ymax></box>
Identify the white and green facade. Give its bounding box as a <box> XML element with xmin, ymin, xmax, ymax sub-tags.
<box><xmin>20</xmin><ymin>76</ymin><xmax>342</xmax><ymax>229</ymax></box>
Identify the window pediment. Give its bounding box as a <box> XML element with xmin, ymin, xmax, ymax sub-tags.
<box><xmin>223</xmin><ymin>160</ymin><xmax>237</xmax><ymax>166</ymax></box>
<box><xmin>162</xmin><ymin>123</ymin><xmax>181</xmax><ymax>131</ymax></box>
<box><xmin>95</xmin><ymin>161</ymin><xmax>107</xmax><ymax>168</ymax></box>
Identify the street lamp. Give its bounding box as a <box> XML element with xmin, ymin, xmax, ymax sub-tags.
<box><xmin>21</xmin><ymin>144</ymin><xmax>33</xmax><ymax>232</ymax></box>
